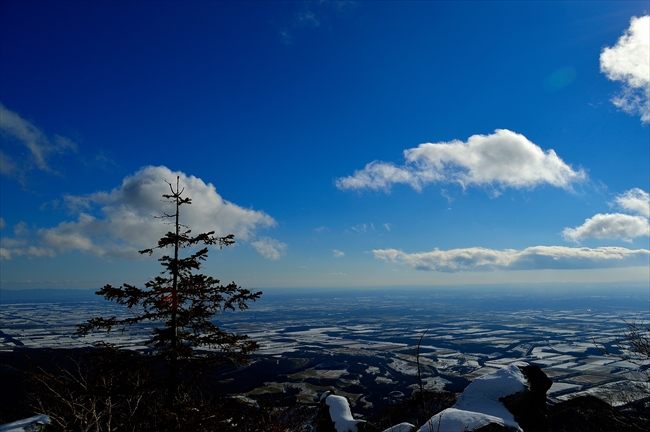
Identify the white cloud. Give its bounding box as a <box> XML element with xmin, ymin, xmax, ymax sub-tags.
<box><xmin>0</xmin><ymin>103</ymin><xmax>77</xmax><ymax>179</ymax></box>
<box><xmin>277</xmin><ymin>1</ymin><xmax>357</xmax><ymax>45</ymax></box>
<box><xmin>1</xmin><ymin>225</ymin><xmax>51</xmax><ymax>260</ymax></box>
<box><xmin>332</xmin><ymin>249</ymin><xmax>345</xmax><ymax>258</ymax></box>
<box><xmin>0</xmin><ymin>218</ymin><xmax>5</xmax><ymax>230</ymax></box>
<box><xmin>0</xmin><ymin>246</ymin><xmax>56</xmax><ymax>260</ymax></box>
<box><xmin>295</xmin><ymin>10</ymin><xmax>320</xmax><ymax>28</ymax></box>
<box><xmin>335</xmin><ymin>130</ymin><xmax>586</xmax><ymax>193</ymax></box>
<box><xmin>278</xmin><ymin>28</ymin><xmax>293</xmax><ymax>45</ymax></box>
<box><xmin>351</xmin><ymin>223</ymin><xmax>368</xmax><ymax>233</ymax></box>
<box><xmin>0</xmin><ymin>150</ymin><xmax>18</xmax><ymax>177</ymax></box>
<box><xmin>251</xmin><ymin>237</ymin><xmax>287</xmax><ymax>261</ymax></box>
<box><xmin>561</xmin><ymin>189</ymin><xmax>650</xmax><ymax>242</ymax></box>
<box><xmin>1</xmin><ymin>166</ymin><xmax>276</xmax><ymax>259</ymax></box>
<box><xmin>614</xmin><ymin>188</ymin><xmax>650</xmax><ymax>218</ymax></box>
<box><xmin>600</xmin><ymin>15</ymin><xmax>650</xmax><ymax>123</ymax></box>
<box><xmin>374</xmin><ymin>246</ymin><xmax>649</xmax><ymax>272</ymax></box>
<box><xmin>562</xmin><ymin>213</ymin><xmax>649</xmax><ymax>242</ymax></box>
<box><xmin>383</xmin><ymin>223</ymin><xmax>391</xmax><ymax>231</ymax></box>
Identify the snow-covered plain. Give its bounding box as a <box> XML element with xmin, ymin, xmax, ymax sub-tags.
<box><xmin>1</xmin><ymin>288</ymin><xmax>648</xmax><ymax>413</ymax></box>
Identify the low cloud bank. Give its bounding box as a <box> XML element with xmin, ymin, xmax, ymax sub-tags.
<box><xmin>1</xmin><ymin>166</ymin><xmax>277</xmax><ymax>260</ymax></box>
<box><xmin>373</xmin><ymin>245</ymin><xmax>649</xmax><ymax>272</ymax></box>
<box><xmin>335</xmin><ymin>129</ymin><xmax>585</xmax><ymax>193</ymax></box>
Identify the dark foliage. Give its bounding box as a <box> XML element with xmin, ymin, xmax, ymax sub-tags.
<box><xmin>76</xmin><ymin>179</ymin><xmax>261</xmax><ymax>374</ymax></box>
<box><xmin>27</xmin><ymin>346</ymin><xmax>158</xmax><ymax>431</ymax></box>
<box><xmin>56</xmin><ymin>177</ymin><xmax>263</xmax><ymax>428</ymax></box>
<box><xmin>367</xmin><ymin>390</ymin><xmax>456</xmax><ymax>430</ymax></box>
<box><xmin>548</xmin><ymin>395</ymin><xmax>646</xmax><ymax>432</ymax></box>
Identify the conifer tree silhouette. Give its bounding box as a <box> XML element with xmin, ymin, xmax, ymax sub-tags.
<box><xmin>77</xmin><ymin>176</ymin><xmax>261</xmax><ymax>408</ymax></box>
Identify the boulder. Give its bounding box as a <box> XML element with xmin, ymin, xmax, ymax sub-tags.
<box><xmin>417</xmin><ymin>362</ymin><xmax>551</xmax><ymax>432</ymax></box>
<box><xmin>500</xmin><ymin>364</ymin><xmax>552</xmax><ymax>432</ymax></box>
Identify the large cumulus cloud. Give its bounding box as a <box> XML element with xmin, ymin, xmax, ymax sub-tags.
<box><xmin>1</xmin><ymin>166</ymin><xmax>277</xmax><ymax>259</ymax></box>
<box><xmin>335</xmin><ymin>129</ymin><xmax>586</xmax><ymax>193</ymax></box>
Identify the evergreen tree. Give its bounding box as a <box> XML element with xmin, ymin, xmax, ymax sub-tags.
<box><xmin>76</xmin><ymin>176</ymin><xmax>262</xmax><ymax>409</ymax></box>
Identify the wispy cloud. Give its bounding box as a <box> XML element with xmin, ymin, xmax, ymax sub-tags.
<box><xmin>0</xmin><ymin>166</ymin><xmax>276</xmax><ymax>260</ymax></box>
<box><xmin>349</xmin><ymin>223</ymin><xmax>375</xmax><ymax>233</ymax></box>
<box><xmin>614</xmin><ymin>188</ymin><xmax>649</xmax><ymax>218</ymax></box>
<box><xmin>252</xmin><ymin>237</ymin><xmax>288</xmax><ymax>261</ymax></box>
<box><xmin>295</xmin><ymin>10</ymin><xmax>320</xmax><ymax>29</ymax></box>
<box><xmin>332</xmin><ymin>249</ymin><xmax>345</xmax><ymax>258</ymax></box>
<box><xmin>0</xmin><ymin>103</ymin><xmax>77</xmax><ymax>181</ymax></box>
<box><xmin>277</xmin><ymin>0</ymin><xmax>358</xmax><ymax>45</ymax></box>
<box><xmin>0</xmin><ymin>245</ymin><xmax>55</xmax><ymax>260</ymax></box>
<box><xmin>335</xmin><ymin>129</ymin><xmax>586</xmax><ymax>194</ymax></box>
<box><xmin>374</xmin><ymin>246</ymin><xmax>649</xmax><ymax>272</ymax></box>
<box><xmin>562</xmin><ymin>188</ymin><xmax>650</xmax><ymax>242</ymax></box>
<box><xmin>600</xmin><ymin>15</ymin><xmax>650</xmax><ymax>123</ymax></box>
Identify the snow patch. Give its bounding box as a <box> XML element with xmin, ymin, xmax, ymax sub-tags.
<box><xmin>382</xmin><ymin>422</ymin><xmax>416</xmax><ymax>432</ymax></box>
<box><xmin>0</xmin><ymin>414</ymin><xmax>51</xmax><ymax>432</ymax></box>
<box><xmin>418</xmin><ymin>362</ymin><xmax>528</xmax><ymax>432</ymax></box>
<box><xmin>324</xmin><ymin>394</ymin><xmax>366</xmax><ymax>432</ymax></box>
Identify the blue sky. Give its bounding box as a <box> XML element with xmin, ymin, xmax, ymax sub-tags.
<box><xmin>1</xmin><ymin>1</ymin><xmax>648</xmax><ymax>290</ymax></box>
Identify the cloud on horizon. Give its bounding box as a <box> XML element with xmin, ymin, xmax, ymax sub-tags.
<box><xmin>373</xmin><ymin>245</ymin><xmax>649</xmax><ymax>272</ymax></box>
<box><xmin>335</xmin><ymin>129</ymin><xmax>586</xmax><ymax>194</ymax></box>
<box><xmin>0</xmin><ymin>103</ymin><xmax>78</xmax><ymax>181</ymax></box>
<box><xmin>600</xmin><ymin>15</ymin><xmax>650</xmax><ymax>123</ymax></box>
<box><xmin>0</xmin><ymin>166</ymin><xmax>276</xmax><ymax>260</ymax></box>
<box><xmin>563</xmin><ymin>188</ymin><xmax>650</xmax><ymax>242</ymax></box>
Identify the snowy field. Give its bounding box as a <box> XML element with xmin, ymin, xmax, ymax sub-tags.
<box><xmin>1</xmin><ymin>287</ymin><xmax>648</xmax><ymax>413</ymax></box>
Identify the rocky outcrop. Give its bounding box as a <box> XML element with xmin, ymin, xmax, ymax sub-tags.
<box><xmin>417</xmin><ymin>362</ymin><xmax>550</xmax><ymax>432</ymax></box>
<box><xmin>500</xmin><ymin>364</ymin><xmax>552</xmax><ymax>432</ymax></box>
<box><xmin>320</xmin><ymin>363</ymin><xmax>645</xmax><ymax>432</ymax></box>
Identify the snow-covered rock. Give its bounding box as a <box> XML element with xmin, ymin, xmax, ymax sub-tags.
<box><xmin>0</xmin><ymin>414</ymin><xmax>51</xmax><ymax>432</ymax></box>
<box><xmin>319</xmin><ymin>391</ymin><xmax>366</xmax><ymax>432</ymax></box>
<box><xmin>381</xmin><ymin>422</ymin><xmax>416</xmax><ymax>432</ymax></box>
<box><xmin>418</xmin><ymin>362</ymin><xmax>547</xmax><ymax>432</ymax></box>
